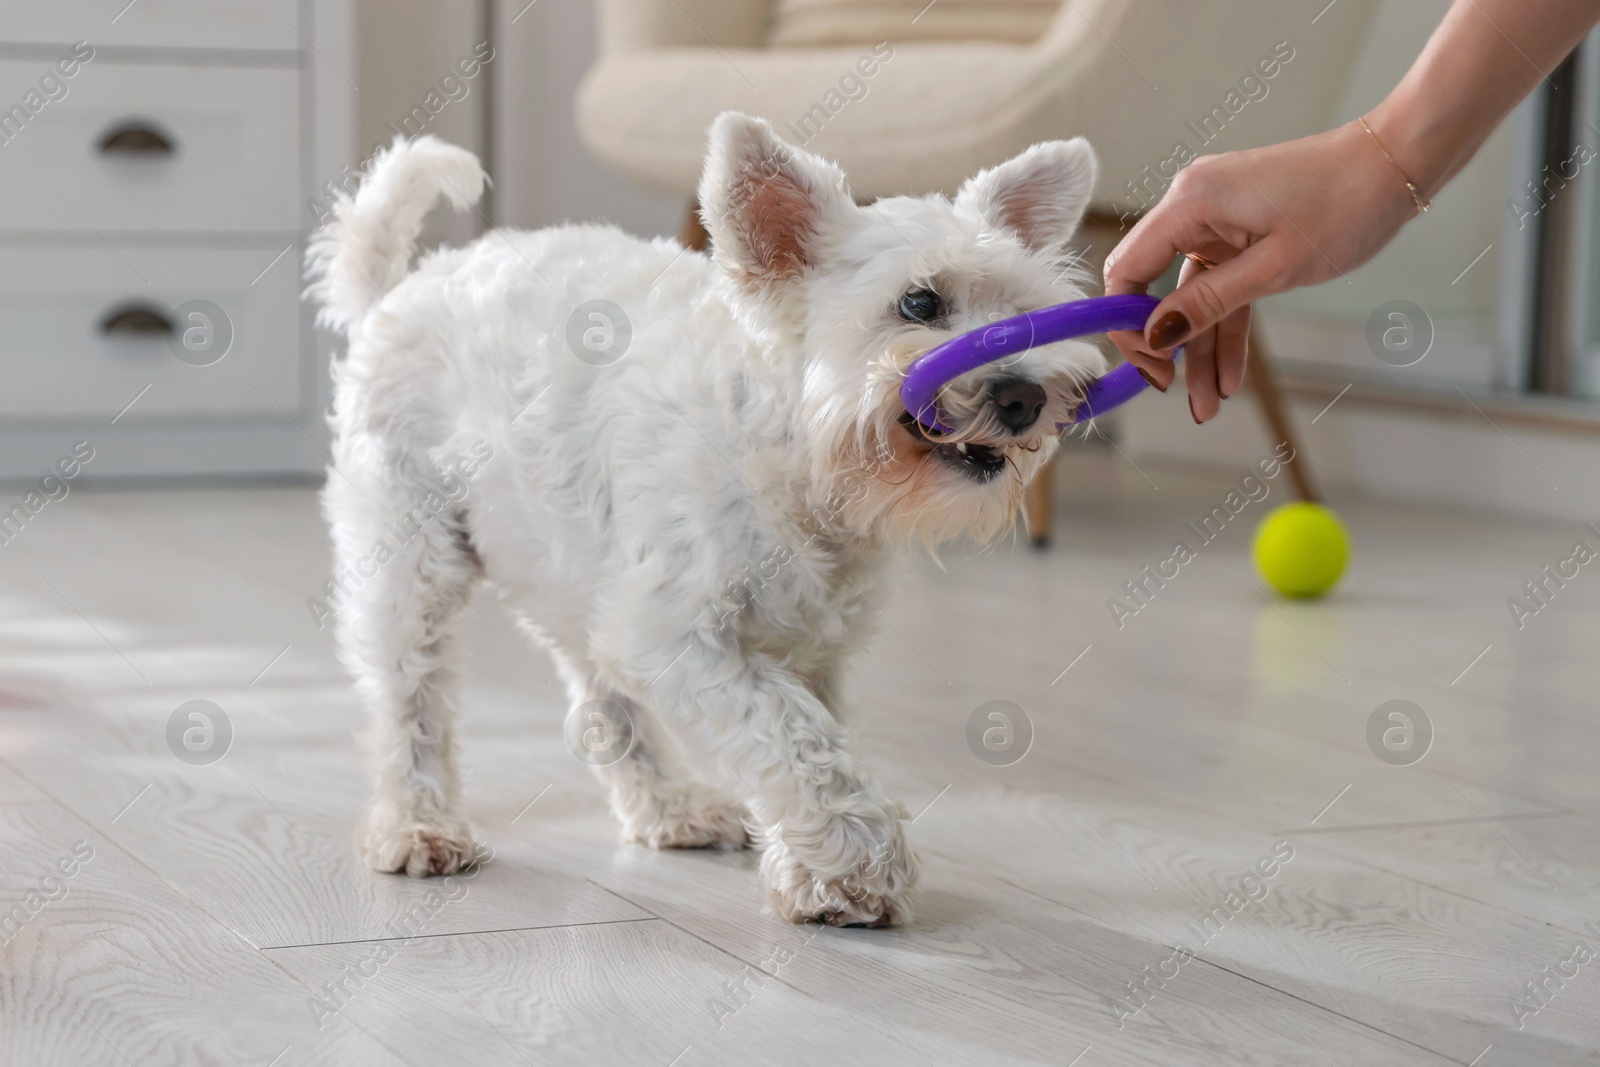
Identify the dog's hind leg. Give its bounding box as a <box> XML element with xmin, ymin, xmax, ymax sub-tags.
<box><xmin>555</xmin><ymin>663</ymin><xmax>748</xmax><ymax>850</ymax></box>
<box><xmin>327</xmin><ymin>468</ymin><xmax>483</xmax><ymax>878</ymax></box>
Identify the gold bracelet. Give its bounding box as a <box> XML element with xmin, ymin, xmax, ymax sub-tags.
<box><xmin>1358</xmin><ymin>116</ymin><xmax>1430</xmax><ymax>215</ymax></box>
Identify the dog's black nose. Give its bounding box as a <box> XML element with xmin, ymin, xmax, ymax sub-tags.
<box><xmin>991</xmin><ymin>378</ymin><xmax>1047</xmax><ymax>433</ymax></box>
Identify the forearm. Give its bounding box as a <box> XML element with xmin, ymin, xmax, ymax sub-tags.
<box><xmin>1368</xmin><ymin>0</ymin><xmax>1600</xmax><ymax>198</ymax></box>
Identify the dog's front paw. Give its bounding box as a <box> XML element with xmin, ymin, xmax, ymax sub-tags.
<box><xmin>357</xmin><ymin>812</ymin><xmax>482</xmax><ymax>878</ymax></box>
<box><xmin>760</xmin><ymin>807</ymin><xmax>919</xmax><ymax>927</ymax></box>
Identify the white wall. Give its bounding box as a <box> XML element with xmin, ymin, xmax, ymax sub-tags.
<box><xmin>1259</xmin><ymin>0</ymin><xmax>1518</xmax><ymax>392</ymax></box>
<box><xmin>490</xmin><ymin>0</ymin><xmax>683</xmax><ymax>236</ymax></box>
<box><xmin>355</xmin><ymin>0</ymin><xmax>489</xmax><ymax>246</ymax></box>
<box><xmin>354</xmin><ymin>0</ymin><xmax>680</xmax><ymax>241</ymax></box>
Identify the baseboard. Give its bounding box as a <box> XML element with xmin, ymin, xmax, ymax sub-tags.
<box><xmin>1118</xmin><ymin>372</ymin><xmax>1600</xmax><ymax>524</ymax></box>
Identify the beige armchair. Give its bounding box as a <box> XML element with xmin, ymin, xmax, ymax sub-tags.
<box><xmin>577</xmin><ymin>0</ymin><xmax>1378</xmax><ymax>542</ymax></box>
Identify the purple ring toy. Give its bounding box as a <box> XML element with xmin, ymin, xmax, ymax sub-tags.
<box><xmin>900</xmin><ymin>293</ymin><xmax>1175</xmax><ymax>434</ymax></box>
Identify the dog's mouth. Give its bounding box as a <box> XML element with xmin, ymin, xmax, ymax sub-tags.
<box><xmin>897</xmin><ymin>411</ymin><xmax>1011</xmax><ymax>483</ymax></box>
<box><xmin>930</xmin><ymin>439</ymin><xmax>1008</xmax><ymax>481</ymax></box>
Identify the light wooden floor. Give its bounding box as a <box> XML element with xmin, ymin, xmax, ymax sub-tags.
<box><xmin>3</xmin><ymin>447</ymin><xmax>1599</xmax><ymax>1066</ymax></box>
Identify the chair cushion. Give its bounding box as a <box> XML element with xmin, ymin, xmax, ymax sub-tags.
<box><xmin>578</xmin><ymin>40</ymin><xmax>1074</xmax><ymax>200</ymax></box>
<box><xmin>578</xmin><ymin>0</ymin><xmax>1379</xmax><ymax>210</ymax></box>
<box><xmin>768</xmin><ymin>0</ymin><xmax>1057</xmax><ymax>46</ymax></box>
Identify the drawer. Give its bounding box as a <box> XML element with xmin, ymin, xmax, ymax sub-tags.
<box><xmin>0</xmin><ymin>1</ymin><xmax>302</xmax><ymax>52</ymax></box>
<box><xmin>0</xmin><ymin>62</ymin><xmax>300</xmax><ymax>234</ymax></box>
<box><xmin>0</xmin><ymin>245</ymin><xmax>302</xmax><ymax>420</ymax></box>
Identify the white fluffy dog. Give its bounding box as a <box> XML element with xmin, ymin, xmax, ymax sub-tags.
<box><xmin>307</xmin><ymin>112</ymin><xmax>1103</xmax><ymax>926</ymax></box>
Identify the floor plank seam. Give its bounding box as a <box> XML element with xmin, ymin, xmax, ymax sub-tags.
<box><xmin>1181</xmin><ymin>956</ymin><xmax>1473</xmax><ymax>1065</ymax></box>
<box><xmin>0</xmin><ymin>760</ymin><xmax>438</xmax><ymax>1067</ymax></box>
<box><xmin>1036</xmin><ymin>756</ymin><xmax>1596</xmax><ymax>936</ymax></box>
<box><xmin>257</xmin><ymin>915</ymin><xmax>663</xmax><ymax>951</ymax></box>
<box><xmin>1277</xmin><ymin>810</ymin><xmax>1574</xmax><ymax>836</ymax></box>
<box><xmin>0</xmin><ymin>755</ymin><xmax>267</xmax><ymax>952</ymax></box>
<box><xmin>578</xmin><ymin>875</ymin><xmax>853</xmax><ymax>1006</ymax></box>
<box><xmin>968</xmin><ymin>860</ymin><xmax>1465</xmax><ymax>1065</ymax></box>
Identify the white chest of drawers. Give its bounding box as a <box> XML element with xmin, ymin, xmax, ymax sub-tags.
<box><xmin>0</xmin><ymin>0</ymin><xmax>355</xmax><ymax>480</ymax></box>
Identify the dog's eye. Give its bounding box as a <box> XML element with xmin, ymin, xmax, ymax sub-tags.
<box><xmin>896</xmin><ymin>288</ymin><xmax>943</xmax><ymax>324</ymax></box>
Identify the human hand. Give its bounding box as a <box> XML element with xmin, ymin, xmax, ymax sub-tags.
<box><xmin>1102</xmin><ymin>120</ymin><xmax>1422</xmax><ymax>423</ymax></box>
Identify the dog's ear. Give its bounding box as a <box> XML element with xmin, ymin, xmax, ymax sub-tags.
<box><xmin>956</xmin><ymin>138</ymin><xmax>1097</xmax><ymax>253</ymax></box>
<box><xmin>698</xmin><ymin>112</ymin><xmax>854</xmax><ymax>291</ymax></box>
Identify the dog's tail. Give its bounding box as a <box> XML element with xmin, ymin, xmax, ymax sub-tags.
<box><xmin>305</xmin><ymin>135</ymin><xmax>486</xmax><ymax>332</ymax></box>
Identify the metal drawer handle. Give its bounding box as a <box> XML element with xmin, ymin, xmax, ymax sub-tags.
<box><xmin>100</xmin><ymin>304</ymin><xmax>173</xmax><ymax>336</ymax></box>
<box><xmin>98</xmin><ymin>122</ymin><xmax>176</xmax><ymax>156</ymax></box>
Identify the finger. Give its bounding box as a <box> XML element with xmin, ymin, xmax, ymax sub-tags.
<box><xmin>1102</xmin><ymin>261</ymin><xmax>1148</xmax><ymax>299</ymax></box>
<box><xmin>1117</xmin><ymin>342</ymin><xmax>1176</xmax><ymax>392</ymax></box>
<box><xmin>1215</xmin><ymin>303</ymin><xmax>1252</xmax><ymax>399</ymax></box>
<box><xmin>1185</xmin><ymin>320</ymin><xmax>1222</xmax><ymax>423</ymax></box>
<box><xmin>1126</xmin><ymin>255</ymin><xmax>1211</xmax><ymax>380</ymax></box>
<box><xmin>1116</xmin><ymin>254</ymin><xmax>1211</xmax><ymax>383</ymax></box>
<box><xmin>1106</xmin><ymin>326</ymin><xmax>1167</xmax><ymax>362</ymax></box>
<box><xmin>1105</xmin><ymin>323</ymin><xmax>1177</xmax><ymax>390</ymax></box>
<box><xmin>1103</xmin><ymin>198</ymin><xmax>1210</xmax><ymax>297</ymax></box>
<box><xmin>1142</xmin><ymin>238</ymin><xmax>1286</xmax><ymax>352</ymax></box>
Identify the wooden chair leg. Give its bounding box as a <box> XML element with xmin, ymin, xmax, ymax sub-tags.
<box><xmin>1244</xmin><ymin>321</ymin><xmax>1319</xmax><ymax>503</ymax></box>
<box><xmin>1023</xmin><ymin>460</ymin><xmax>1053</xmax><ymax>548</ymax></box>
<box><xmin>680</xmin><ymin>198</ymin><xmax>709</xmax><ymax>251</ymax></box>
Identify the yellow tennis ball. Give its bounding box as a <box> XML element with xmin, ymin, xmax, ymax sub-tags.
<box><xmin>1252</xmin><ymin>502</ymin><xmax>1349</xmax><ymax>598</ymax></box>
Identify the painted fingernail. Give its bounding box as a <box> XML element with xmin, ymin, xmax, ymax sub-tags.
<box><xmin>1136</xmin><ymin>368</ymin><xmax>1167</xmax><ymax>393</ymax></box>
<box><xmin>1148</xmin><ymin>311</ymin><xmax>1191</xmax><ymax>350</ymax></box>
<box><xmin>1189</xmin><ymin>396</ymin><xmax>1202</xmax><ymax>425</ymax></box>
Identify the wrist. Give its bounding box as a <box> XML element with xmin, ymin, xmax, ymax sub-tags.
<box><xmin>1355</xmin><ymin>116</ymin><xmax>1432</xmax><ymax>215</ymax></box>
<box><xmin>1363</xmin><ymin>94</ymin><xmax>1460</xmax><ymax>202</ymax></box>
<box><xmin>1328</xmin><ymin>120</ymin><xmax>1428</xmax><ymax>231</ymax></box>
